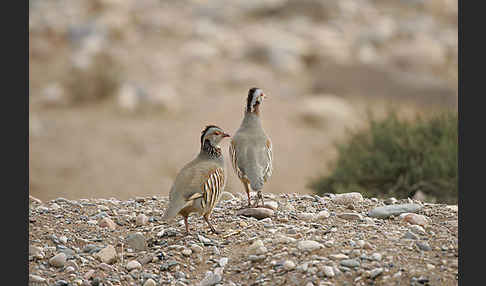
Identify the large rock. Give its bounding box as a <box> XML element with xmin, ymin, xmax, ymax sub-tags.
<box><xmin>125</xmin><ymin>232</ymin><xmax>146</xmax><ymax>251</ymax></box>
<box><xmin>297</xmin><ymin>240</ymin><xmax>324</xmax><ymax>252</ymax></box>
<box><xmin>236</xmin><ymin>208</ymin><xmax>274</xmax><ymax>220</ymax></box>
<box><xmin>49</xmin><ymin>253</ymin><xmax>66</xmax><ymax>268</ymax></box>
<box><xmin>368</xmin><ymin>203</ymin><xmax>423</xmax><ymax>218</ymax></box>
<box><xmin>94</xmin><ymin>245</ymin><xmax>117</xmax><ymax>264</ymax></box>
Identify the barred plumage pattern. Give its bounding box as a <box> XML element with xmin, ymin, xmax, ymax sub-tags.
<box><xmin>200</xmin><ymin>167</ymin><xmax>225</xmax><ymax>214</ymax></box>
<box><xmin>263</xmin><ymin>139</ymin><xmax>273</xmax><ymax>182</ymax></box>
<box><xmin>229</xmin><ymin>140</ymin><xmax>244</xmax><ymax>181</ymax></box>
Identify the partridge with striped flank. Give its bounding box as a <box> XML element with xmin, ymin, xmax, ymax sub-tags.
<box><xmin>162</xmin><ymin>125</ymin><xmax>230</xmax><ymax>234</ymax></box>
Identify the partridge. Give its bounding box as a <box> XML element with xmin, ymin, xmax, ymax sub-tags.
<box><xmin>229</xmin><ymin>88</ymin><xmax>273</xmax><ymax>207</ymax></box>
<box><xmin>162</xmin><ymin>125</ymin><xmax>230</xmax><ymax>234</ymax></box>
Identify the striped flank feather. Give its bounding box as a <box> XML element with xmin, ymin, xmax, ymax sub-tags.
<box><xmin>201</xmin><ymin>167</ymin><xmax>225</xmax><ymax>214</ymax></box>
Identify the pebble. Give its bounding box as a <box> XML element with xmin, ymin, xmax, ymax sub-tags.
<box><xmin>236</xmin><ymin>208</ymin><xmax>274</xmax><ymax>219</ymax></box>
<box><xmin>191</xmin><ymin>244</ymin><xmax>204</xmax><ymax>253</ymax></box>
<box><xmin>368</xmin><ymin>204</ymin><xmax>423</xmax><ymax>218</ymax></box>
<box><xmin>249</xmin><ymin>255</ymin><xmax>266</xmax><ymax>262</ymax></box>
<box><xmin>402</xmin><ymin>231</ymin><xmax>419</xmax><ymax>240</ymax></box>
<box><xmin>322</xmin><ymin>266</ymin><xmax>335</xmax><ymax>277</ymax></box>
<box><xmin>416</xmin><ymin>241</ymin><xmax>432</xmax><ymax>251</ymax></box>
<box><xmin>329</xmin><ymin>254</ymin><xmax>349</xmax><ymax>260</ymax></box>
<box><xmin>316</xmin><ymin>210</ymin><xmax>330</xmax><ymax>220</ymax></box>
<box><xmin>384</xmin><ymin>197</ymin><xmax>398</xmax><ymax>205</ymax></box>
<box><xmin>410</xmin><ymin>225</ymin><xmax>426</xmax><ymax>235</ymax></box>
<box><xmin>332</xmin><ymin>192</ymin><xmax>363</xmax><ymax>205</ymax></box>
<box><xmin>182</xmin><ymin>248</ymin><xmax>192</xmax><ymax>256</ymax></box>
<box><xmin>29</xmin><ymin>274</ymin><xmax>46</xmax><ymax>283</ymax></box>
<box><xmin>198</xmin><ymin>268</ymin><xmax>222</xmax><ymax>286</ymax></box>
<box><xmin>143</xmin><ymin>278</ymin><xmax>157</xmax><ymax>286</ymax></box>
<box><xmin>403</xmin><ymin>213</ymin><xmax>428</xmax><ymax>226</ymax></box>
<box><xmin>249</xmin><ymin>239</ymin><xmax>267</xmax><ymax>255</ymax></box>
<box><xmin>297</xmin><ymin>212</ymin><xmax>315</xmax><ymax>221</ymax></box>
<box><xmin>370</xmin><ymin>268</ymin><xmax>383</xmax><ymax>279</ymax></box>
<box><xmin>337</xmin><ymin>213</ymin><xmax>363</xmax><ymax>221</ymax></box>
<box><xmin>94</xmin><ymin>245</ymin><xmax>117</xmax><ymax>264</ymax></box>
<box><xmin>126</xmin><ymin>232</ymin><xmax>146</xmax><ymax>251</ymax></box>
<box><xmin>371</xmin><ymin>253</ymin><xmax>382</xmax><ymax>261</ymax></box>
<box><xmin>297</xmin><ymin>240</ymin><xmax>324</xmax><ymax>252</ymax></box>
<box><xmin>126</xmin><ymin>260</ymin><xmax>142</xmax><ymax>271</ymax></box>
<box><xmin>98</xmin><ymin>217</ymin><xmax>117</xmax><ymax>230</ymax></box>
<box><xmin>340</xmin><ymin>259</ymin><xmax>360</xmax><ymax>268</ymax></box>
<box><xmin>220</xmin><ymin>191</ymin><xmax>236</xmax><ymax>201</ymax></box>
<box><xmin>219</xmin><ymin>257</ymin><xmax>229</xmax><ymax>268</ymax></box>
<box><xmin>65</xmin><ymin>266</ymin><xmax>75</xmax><ymax>273</ymax></box>
<box><xmin>49</xmin><ymin>253</ymin><xmax>67</xmax><ymax>268</ymax></box>
<box><xmin>283</xmin><ymin>260</ymin><xmax>296</xmax><ymax>270</ymax></box>
<box><xmin>136</xmin><ymin>214</ymin><xmax>149</xmax><ymax>226</ymax></box>
<box><xmin>263</xmin><ymin>201</ymin><xmax>279</xmax><ymax>211</ymax></box>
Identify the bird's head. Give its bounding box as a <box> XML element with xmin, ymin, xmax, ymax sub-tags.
<box><xmin>200</xmin><ymin>125</ymin><xmax>231</xmax><ymax>148</ymax></box>
<box><xmin>246</xmin><ymin>87</ymin><xmax>267</xmax><ymax>114</ymax></box>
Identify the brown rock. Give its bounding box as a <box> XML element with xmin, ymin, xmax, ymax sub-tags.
<box><xmin>94</xmin><ymin>245</ymin><xmax>117</xmax><ymax>264</ymax></box>
<box><xmin>403</xmin><ymin>213</ymin><xmax>428</xmax><ymax>226</ymax></box>
<box><xmin>236</xmin><ymin>208</ymin><xmax>274</xmax><ymax>220</ymax></box>
<box><xmin>99</xmin><ymin>217</ymin><xmax>117</xmax><ymax>230</ymax></box>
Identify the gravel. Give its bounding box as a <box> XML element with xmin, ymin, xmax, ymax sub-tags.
<box><xmin>28</xmin><ymin>193</ymin><xmax>458</xmax><ymax>285</ymax></box>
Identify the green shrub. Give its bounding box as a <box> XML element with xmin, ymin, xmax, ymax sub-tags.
<box><xmin>309</xmin><ymin>110</ymin><xmax>458</xmax><ymax>204</ymax></box>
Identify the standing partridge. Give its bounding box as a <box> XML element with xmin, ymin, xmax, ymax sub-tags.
<box><xmin>162</xmin><ymin>125</ymin><xmax>230</xmax><ymax>234</ymax></box>
<box><xmin>229</xmin><ymin>88</ymin><xmax>273</xmax><ymax>207</ymax></box>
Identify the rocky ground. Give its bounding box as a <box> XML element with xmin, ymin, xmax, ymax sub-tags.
<box><xmin>29</xmin><ymin>192</ymin><xmax>458</xmax><ymax>286</ymax></box>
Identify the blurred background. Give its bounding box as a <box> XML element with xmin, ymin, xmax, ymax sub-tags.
<box><xmin>29</xmin><ymin>0</ymin><xmax>458</xmax><ymax>202</ymax></box>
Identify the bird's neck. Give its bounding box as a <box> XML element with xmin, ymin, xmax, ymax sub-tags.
<box><xmin>242</xmin><ymin>111</ymin><xmax>262</xmax><ymax>128</ymax></box>
<box><xmin>201</xmin><ymin>140</ymin><xmax>223</xmax><ymax>159</ymax></box>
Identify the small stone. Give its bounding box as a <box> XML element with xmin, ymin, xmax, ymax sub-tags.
<box><xmin>220</xmin><ymin>192</ymin><xmax>236</xmax><ymax>201</ymax></box>
<box><xmin>322</xmin><ymin>266</ymin><xmax>335</xmax><ymax>277</ymax></box>
<box><xmin>219</xmin><ymin>257</ymin><xmax>229</xmax><ymax>268</ymax></box>
<box><xmin>337</xmin><ymin>213</ymin><xmax>363</xmax><ymax>221</ymax></box>
<box><xmin>316</xmin><ymin>210</ymin><xmax>330</xmax><ymax>220</ymax></box>
<box><xmin>402</xmin><ymin>231</ymin><xmax>419</xmax><ymax>240</ymax></box>
<box><xmin>94</xmin><ymin>245</ymin><xmax>117</xmax><ymax>264</ymax></box>
<box><xmin>249</xmin><ymin>239</ymin><xmax>267</xmax><ymax>255</ymax></box>
<box><xmin>426</xmin><ymin>263</ymin><xmax>435</xmax><ymax>270</ymax></box>
<box><xmin>370</xmin><ymin>268</ymin><xmax>383</xmax><ymax>279</ymax></box>
<box><xmin>65</xmin><ymin>266</ymin><xmax>75</xmax><ymax>273</ymax></box>
<box><xmin>143</xmin><ymin>278</ymin><xmax>157</xmax><ymax>286</ymax></box>
<box><xmin>136</xmin><ymin>214</ymin><xmax>149</xmax><ymax>226</ymax></box>
<box><xmin>416</xmin><ymin>241</ymin><xmax>432</xmax><ymax>251</ymax></box>
<box><xmin>99</xmin><ymin>217</ymin><xmax>117</xmax><ymax>230</ymax></box>
<box><xmin>263</xmin><ymin>201</ymin><xmax>279</xmax><ymax>211</ymax></box>
<box><xmin>384</xmin><ymin>197</ymin><xmax>397</xmax><ymax>205</ymax></box>
<box><xmin>138</xmin><ymin>254</ymin><xmax>154</xmax><ymax>265</ymax></box>
<box><xmin>49</xmin><ymin>253</ymin><xmax>67</xmax><ymax>268</ymax></box>
<box><xmin>29</xmin><ymin>274</ymin><xmax>46</xmax><ymax>283</ymax></box>
<box><xmin>182</xmin><ymin>248</ymin><xmax>192</xmax><ymax>257</ymax></box>
<box><xmin>368</xmin><ymin>204</ymin><xmax>423</xmax><ymax>218</ymax></box>
<box><xmin>126</xmin><ymin>232</ymin><xmax>146</xmax><ymax>251</ymax></box>
<box><xmin>198</xmin><ymin>269</ymin><xmax>222</xmax><ymax>286</ymax></box>
<box><xmin>59</xmin><ymin>236</ymin><xmax>68</xmax><ymax>244</ymax></box>
<box><xmin>297</xmin><ymin>240</ymin><xmax>324</xmax><ymax>252</ymax></box>
<box><xmin>371</xmin><ymin>253</ymin><xmax>382</xmax><ymax>261</ymax></box>
<box><xmin>297</xmin><ymin>212</ymin><xmax>315</xmax><ymax>221</ymax></box>
<box><xmin>340</xmin><ymin>259</ymin><xmax>360</xmax><ymax>268</ymax></box>
<box><xmin>84</xmin><ymin>270</ymin><xmax>95</xmax><ymax>280</ymax></box>
<box><xmin>191</xmin><ymin>244</ymin><xmax>204</xmax><ymax>253</ymax></box>
<box><xmin>410</xmin><ymin>225</ymin><xmax>426</xmax><ymax>235</ymax></box>
<box><xmin>283</xmin><ymin>260</ymin><xmax>296</xmax><ymax>270</ymax></box>
<box><xmin>98</xmin><ymin>262</ymin><xmax>113</xmax><ymax>271</ymax></box>
<box><xmin>236</xmin><ymin>208</ymin><xmax>274</xmax><ymax>219</ymax></box>
<box><xmin>126</xmin><ymin>260</ymin><xmax>142</xmax><ymax>271</ymax></box>
<box><xmin>329</xmin><ymin>253</ymin><xmax>349</xmax><ymax>260</ymax></box>
<box><xmin>403</xmin><ymin>213</ymin><xmax>428</xmax><ymax>226</ymax></box>
<box><xmin>332</xmin><ymin>192</ymin><xmax>363</xmax><ymax>205</ymax></box>
<box><xmin>249</xmin><ymin>255</ymin><xmax>266</xmax><ymax>262</ymax></box>
<box><xmin>50</xmin><ymin>203</ymin><xmax>61</xmax><ymax>210</ymax></box>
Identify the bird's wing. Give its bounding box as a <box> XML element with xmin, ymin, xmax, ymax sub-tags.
<box><xmin>263</xmin><ymin>138</ymin><xmax>273</xmax><ymax>182</ymax></box>
<box><xmin>200</xmin><ymin>167</ymin><xmax>225</xmax><ymax>212</ymax></box>
<box><xmin>229</xmin><ymin>139</ymin><xmax>245</xmax><ymax>180</ymax></box>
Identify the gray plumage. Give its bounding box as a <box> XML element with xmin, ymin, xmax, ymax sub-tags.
<box><xmin>162</xmin><ymin>125</ymin><xmax>230</xmax><ymax>234</ymax></box>
<box><xmin>229</xmin><ymin>88</ymin><xmax>272</xmax><ymax>207</ymax></box>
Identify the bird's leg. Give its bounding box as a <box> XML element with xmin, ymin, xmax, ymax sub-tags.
<box><xmin>203</xmin><ymin>213</ymin><xmax>220</xmax><ymax>234</ymax></box>
<box><xmin>243</xmin><ymin>181</ymin><xmax>252</xmax><ymax>208</ymax></box>
<box><xmin>183</xmin><ymin>216</ymin><xmax>190</xmax><ymax>235</ymax></box>
<box><xmin>257</xmin><ymin>191</ymin><xmax>264</xmax><ymax>207</ymax></box>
